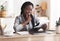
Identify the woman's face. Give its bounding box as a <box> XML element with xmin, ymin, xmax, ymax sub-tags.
<box><xmin>24</xmin><ymin>5</ymin><xmax>33</xmax><ymax>15</ymax></box>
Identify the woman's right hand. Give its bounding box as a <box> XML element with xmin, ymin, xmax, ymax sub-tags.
<box><xmin>22</xmin><ymin>15</ymin><xmax>31</xmax><ymax>27</ymax></box>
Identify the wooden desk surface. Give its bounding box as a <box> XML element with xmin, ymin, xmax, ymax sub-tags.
<box><xmin>0</xmin><ymin>33</ymin><xmax>56</xmax><ymax>41</ymax></box>
<box><xmin>0</xmin><ymin>33</ymin><xmax>45</xmax><ymax>41</ymax></box>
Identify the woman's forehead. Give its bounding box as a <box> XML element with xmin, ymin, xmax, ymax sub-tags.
<box><xmin>25</xmin><ymin>5</ymin><xmax>33</xmax><ymax>9</ymax></box>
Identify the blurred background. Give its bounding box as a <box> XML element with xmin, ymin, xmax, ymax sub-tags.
<box><xmin>0</xmin><ymin>0</ymin><xmax>60</xmax><ymax>33</ymax></box>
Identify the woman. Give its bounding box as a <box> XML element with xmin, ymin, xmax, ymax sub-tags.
<box><xmin>13</xmin><ymin>1</ymin><xmax>47</xmax><ymax>34</ymax></box>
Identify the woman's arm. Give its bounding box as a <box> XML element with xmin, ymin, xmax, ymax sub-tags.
<box><xmin>14</xmin><ymin>16</ymin><xmax>31</xmax><ymax>32</ymax></box>
<box><xmin>13</xmin><ymin>16</ymin><xmax>23</xmax><ymax>32</ymax></box>
<box><xmin>33</xmin><ymin>15</ymin><xmax>40</xmax><ymax>26</ymax></box>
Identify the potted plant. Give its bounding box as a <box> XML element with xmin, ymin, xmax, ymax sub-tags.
<box><xmin>56</xmin><ymin>17</ymin><xmax>60</xmax><ymax>26</ymax></box>
<box><xmin>0</xmin><ymin>5</ymin><xmax>6</xmax><ymax>17</ymax></box>
<box><xmin>56</xmin><ymin>17</ymin><xmax>60</xmax><ymax>33</ymax></box>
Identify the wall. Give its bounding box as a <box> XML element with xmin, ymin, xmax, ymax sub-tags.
<box><xmin>0</xmin><ymin>0</ymin><xmax>50</xmax><ymax>18</ymax></box>
<box><xmin>49</xmin><ymin>0</ymin><xmax>60</xmax><ymax>30</ymax></box>
<box><xmin>0</xmin><ymin>0</ymin><xmax>7</xmax><ymax>5</ymax></box>
<box><xmin>13</xmin><ymin>0</ymin><xmax>50</xmax><ymax>17</ymax></box>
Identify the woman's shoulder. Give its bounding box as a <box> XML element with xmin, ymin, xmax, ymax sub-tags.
<box><xmin>15</xmin><ymin>14</ymin><xmax>23</xmax><ymax>19</ymax></box>
<box><xmin>16</xmin><ymin>15</ymin><xmax>21</xmax><ymax>19</ymax></box>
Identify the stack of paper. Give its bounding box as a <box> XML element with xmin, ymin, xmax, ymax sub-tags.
<box><xmin>16</xmin><ymin>31</ymin><xmax>29</xmax><ymax>35</ymax></box>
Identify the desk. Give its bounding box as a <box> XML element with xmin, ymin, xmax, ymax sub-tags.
<box><xmin>0</xmin><ymin>32</ymin><xmax>56</xmax><ymax>41</ymax></box>
<box><xmin>0</xmin><ymin>34</ymin><xmax>45</xmax><ymax>41</ymax></box>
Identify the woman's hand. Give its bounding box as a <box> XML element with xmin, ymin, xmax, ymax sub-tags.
<box><xmin>22</xmin><ymin>15</ymin><xmax>31</xmax><ymax>27</ymax></box>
